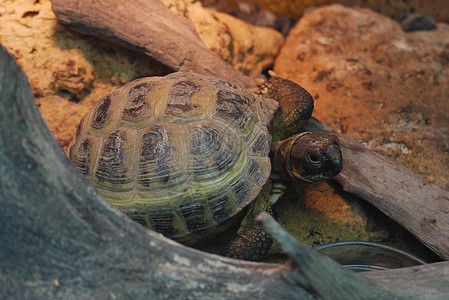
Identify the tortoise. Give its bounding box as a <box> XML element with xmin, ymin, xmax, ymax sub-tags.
<box><xmin>68</xmin><ymin>71</ymin><xmax>342</xmax><ymax>261</ymax></box>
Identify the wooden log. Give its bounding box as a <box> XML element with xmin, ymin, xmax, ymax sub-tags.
<box><xmin>361</xmin><ymin>261</ymin><xmax>449</xmax><ymax>299</ymax></box>
<box><xmin>306</xmin><ymin>118</ymin><xmax>449</xmax><ymax>260</ymax></box>
<box><xmin>51</xmin><ymin>0</ymin><xmax>255</xmax><ymax>88</ymax></box>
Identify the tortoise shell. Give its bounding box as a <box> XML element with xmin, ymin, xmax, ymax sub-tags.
<box><xmin>68</xmin><ymin>72</ymin><xmax>274</xmax><ymax>244</ymax></box>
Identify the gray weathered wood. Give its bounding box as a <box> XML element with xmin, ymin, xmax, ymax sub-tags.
<box><xmin>51</xmin><ymin>0</ymin><xmax>254</xmax><ymax>88</ymax></box>
<box><xmin>260</xmin><ymin>212</ymin><xmax>449</xmax><ymax>299</ymax></box>
<box><xmin>306</xmin><ymin>118</ymin><xmax>449</xmax><ymax>260</ymax></box>
<box><xmin>361</xmin><ymin>261</ymin><xmax>449</xmax><ymax>299</ymax></box>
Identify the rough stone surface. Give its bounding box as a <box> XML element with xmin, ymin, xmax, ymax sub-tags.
<box><xmin>277</xmin><ymin>183</ymin><xmax>376</xmax><ymax>247</ymax></box>
<box><xmin>274</xmin><ymin>4</ymin><xmax>449</xmax><ymax>190</ymax></box>
<box><xmin>0</xmin><ymin>1</ymin><xmax>92</xmax><ymax>97</ymax></box>
<box><xmin>0</xmin><ymin>0</ymin><xmax>169</xmax><ymax>149</ymax></box>
<box><xmin>163</xmin><ymin>0</ymin><xmax>284</xmax><ymax>76</ymax></box>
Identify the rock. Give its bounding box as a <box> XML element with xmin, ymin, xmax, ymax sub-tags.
<box><xmin>47</xmin><ymin>52</ymin><xmax>95</xmax><ymax>97</ymax></box>
<box><xmin>274</xmin><ymin>4</ymin><xmax>449</xmax><ymax>190</ymax></box>
<box><xmin>401</xmin><ymin>13</ymin><xmax>438</xmax><ymax>32</ymax></box>
<box><xmin>0</xmin><ymin>0</ymin><xmax>168</xmax><ymax>149</ymax></box>
<box><xmin>262</xmin><ymin>180</ymin><xmax>438</xmax><ymax>263</ymax></box>
<box><xmin>162</xmin><ymin>0</ymin><xmax>284</xmax><ymax>76</ymax></box>
<box><xmin>276</xmin><ymin>182</ymin><xmax>380</xmax><ymax>247</ymax></box>
<box><xmin>0</xmin><ymin>1</ymin><xmax>92</xmax><ymax>97</ymax></box>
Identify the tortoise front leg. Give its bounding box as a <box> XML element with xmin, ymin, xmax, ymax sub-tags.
<box><xmin>257</xmin><ymin>71</ymin><xmax>314</xmax><ymax>139</ymax></box>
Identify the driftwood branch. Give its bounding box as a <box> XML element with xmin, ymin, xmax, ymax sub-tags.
<box><xmin>306</xmin><ymin>118</ymin><xmax>449</xmax><ymax>260</ymax></box>
<box><xmin>361</xmin><ymin>261</ymin><xmax>449</xmax><ymax>298</ymax></box>
<box><xmin>51</xmin><ymin>0</ymin><xmax>254</xmax><ymax>88</ymax></box>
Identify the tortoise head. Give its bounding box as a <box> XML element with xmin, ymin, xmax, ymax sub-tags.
<box><xmin>274</xmin><ymin>132</ymin><xmax>343</xmax><ymax>183</ymax></box>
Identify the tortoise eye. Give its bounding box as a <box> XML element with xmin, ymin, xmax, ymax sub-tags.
<box><xmin>306</xmin><ymin>154</ymin><xmax>321</xmax><ymax>165</ymax></box>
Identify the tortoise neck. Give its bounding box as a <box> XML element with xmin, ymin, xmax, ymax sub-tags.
<box><xmin>272</xmin><ymin>132</ymin><xmax>310</xmax><ymax>182</ymax></box>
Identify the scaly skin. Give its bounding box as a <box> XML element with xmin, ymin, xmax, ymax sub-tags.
<box><xmin>258</xmin><ymin>71</ymin><xmax>314</xmax><ymax>144</ymax></box>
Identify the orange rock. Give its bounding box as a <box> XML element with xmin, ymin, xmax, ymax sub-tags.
<box><xmin>302</xmin><ymin>182</ymin><xmax>365</xmax><ymax>228</ymax></box>
<box><xmin>274</xmin><ymin>4</ymin><xmax>449</xmax><ymax>189</ymax></box>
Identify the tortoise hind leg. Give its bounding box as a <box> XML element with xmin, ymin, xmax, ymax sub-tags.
<box><xmin>222</xmin><ymin>223</ymin><xmax>273</xmax><ymax>261</ymax></box>
<box><xmin>221</xmin><ymin>180</ymin><xmax>286</xmax><ymax>261</ymax></box>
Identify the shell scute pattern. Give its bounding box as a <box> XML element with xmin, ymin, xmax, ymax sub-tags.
<box><xmin>122</xmin><ymin>81</ymin><xmax>153</xmax><ymax>121</ymax></box>
<box><xmin>91</xmin><ymin>94</ymin><xmax>112</xmax><ymax>129</ymax></box>
<box><xmin>68</xmin><ymin>72</ymin><xmax>272</xmax><ymax>243</ymax></box>
<box><xmin>145</xmin><ymin>209</ymin><xmax>176</xmax><ymax>237</ymax></box>
<box><xmin>230</xmin><ymin>178</ymin><xmax>254</xmax><ymax>206</ymax></box>
<box><xmin>189</xmin><ymin>121</ymin><xmax>244</xmax><ymax>182</ymax></box>
<box><xmin>215</xmin><ymin>90</ymin><xmax>258</xmax><ymax>138</ymax></box>
<box><xmin>166</xmin><ymin>80</ymin><xmax>201</xmax><ymax>114</ymax></box>
<box><xmin>94</xmin><ymin>129</ymin><xmax>134</xmax><ymax>190</ymax></box>
<box><xmin>70</xmin><ymin>137</ymin><xmax>91</xmax><ymax>176</ymax></box>
<box><xmin>245</xmin><ymin>158</ymin><xmax>266</xmax><ymax>186</ymax></box>
<box><xmin>179</xmin><ymin>201</ymin><xmax>209</xmax><ymax>235</ymax></box>
<box><xmin>138</xmin><ymin>125</ymin><xmax>174</xmax><ymax>186</ymax></box>
<box><xmin>207</xmin><ymin>193</ymin><xmax>234</xmax><ymax>224</ymax></box>
<box><xmin>248</xmin><ymin>128</ymin><xmax>271</xmax><ymax>157</ymax></box>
